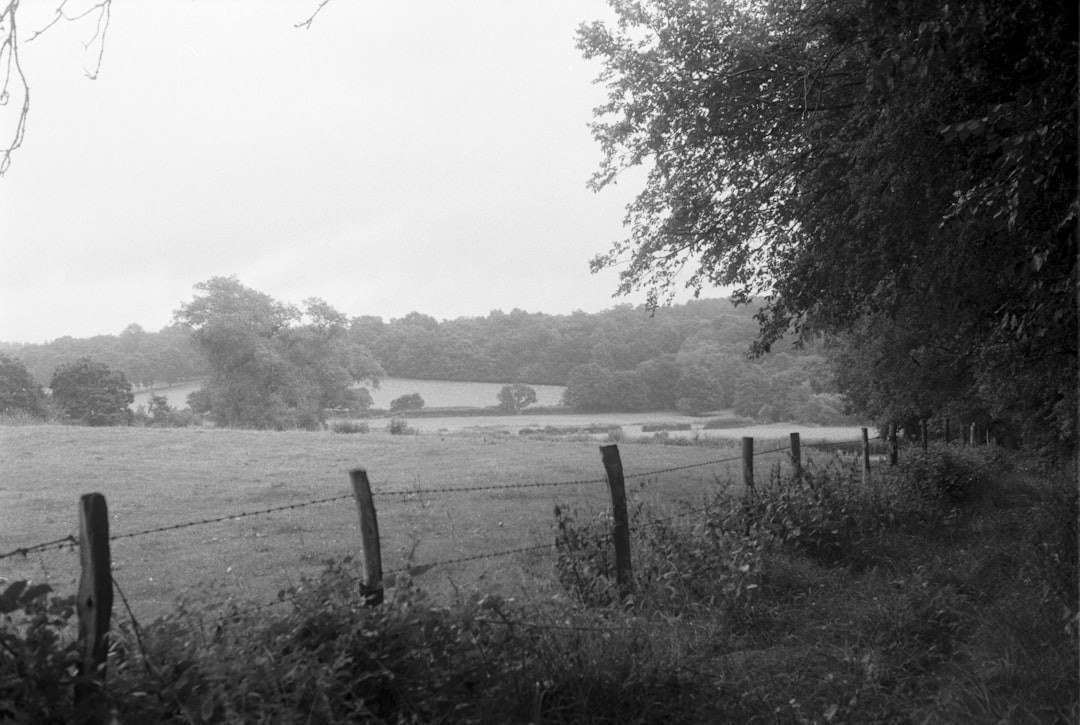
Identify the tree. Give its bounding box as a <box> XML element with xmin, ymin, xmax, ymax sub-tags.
<box><xmin>0</xmin><ymin>353</ymin><xmax>46</xmax><ymax>418</ymax></box>
<box><xmin>389</xmin><ymin>393</ymin><xmax>424</xmax><ymax>413</ymax></box>
<box><xmin>175</xmin><ymin>277</ymin><xmax>383</xmax><ymax>429</ymax></box>
<box><xmin>579</xmin><ymin>0</ymin><xmax>1077</xmax><ymax>446</ymax></box>
<box><xmin>50</xmin><ymin>357</ymin><xmax>133</xmax><ymax>426</ymax></box>
<box><xmin>497</xmin><ymin>383</ymin><xmax>537</xmax><ymax>413</ymax></box>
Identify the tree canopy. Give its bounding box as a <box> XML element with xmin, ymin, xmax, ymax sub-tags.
<box><xmin>175</xmin><ymin>277</ymin><xmax>383</xmax><ymax>430</ymax></box>
<box><xmin>49</xmin><ymin>356</ymin><xmax>133</xmax><ymax>426</ymax></box>
<box><xmin>579</xmin><ymin>0</ymin><xmax>1077</xmax><ymax>446</ymax></box>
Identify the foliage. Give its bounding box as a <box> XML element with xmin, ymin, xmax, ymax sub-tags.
<box><xmin>553</xmin><ymin>498</ymin><xmax>765</xmax><ymax>622</ymax></box>
<box><xmin>49</xmin><ymin>356</ymin><xmax>133</xmax><ymax>426</ymax></box>
<box><xmin>388</xmin><ymin>392</ymin><xmax>425</xmax><ymax>413</ymax></box>
<box><xmin>330</xmin><ymin>420</ymin><xmax>369</xmax><ymax>434</ymax></box>
<box><xmin>174</xmin><ymin>277</ymin><xmax>384</xmax><ymax>430</ymax></box>
<box><xmin>496</xmin><ymin>383</ymin><xmax>537</xmax><ymax>413</ymax></box>
<box><xmin>578</xmin><ymin>0</ymin><xmax>1077</xmax><ymax>448</ymax></box>
<box><xmin>0</xmin><ymin>581</ymin><xmax>79</xmax><ymax>724</ymax></box>
<box><xmin>387</xmin><ymin>417</ymin><xmax>413</xmax><ymax>435</ymax></box>
<box><xmin>0</xmin><ymin>352</ymin><xmax>46</xmax><ymax>419</ymax></box>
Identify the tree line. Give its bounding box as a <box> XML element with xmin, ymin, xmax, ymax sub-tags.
<box><xmin>0</xmin><ymin>278</ymin><xmax>851</xmax><ymax>428</ymax></box>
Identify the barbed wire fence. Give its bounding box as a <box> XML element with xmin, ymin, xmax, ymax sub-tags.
<box><xmin>2</xmin><ymin>430</ymin><xmax>883</xmax><ymax>633</ymax></box>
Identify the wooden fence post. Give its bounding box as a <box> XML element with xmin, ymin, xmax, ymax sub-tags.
<box><xmin>970</xmin><ymin>422</ymin><xmax>976</xmax><ymax>447</ymax></box>
<box><xmin>789</xmin><ymin>432</ymin><xmax>802</xmax><ymax>484</ymax></box>
<box><xmin>350</xmin><ymin>469</ymin><xmax>384</xmax><ymax>606</ymax></box>
<box><xmin>76</xmin><ymin>493</ymin><xmax>112</xmax><ymax>714</ymax></box>
<box><xmin>889</xmin><ymin>422</ymin><xmax>899</xmax><ymax>466</ymax></box>
<box><xmin>920</xmin><ymin>419</ymin><xmax>928</xmax><ymax>451</ymax></box>
<box><xmin>861</xmin><ymin>427</ymin><xmax>871</xmax><ymax>485</ymax></box>
<box><xmin>599</xmin><ymin>444</ymin><xmax>632</xmax><ymax>593</ymax></box>
<box><xmin>742</xmin><ymin>437</ymin><xmax>754</xmax><ymax>492</ymax></box>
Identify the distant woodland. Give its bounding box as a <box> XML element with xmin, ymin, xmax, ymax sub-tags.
<box><xmin>0</xmin><ymin>296</ymin><xmax>850</xmax><ymax>423</ymax></box>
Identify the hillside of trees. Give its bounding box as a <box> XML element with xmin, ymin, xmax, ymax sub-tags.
<box><xmin>0</xmin><ymin>289</ymin><xmax>851</xmax><ymax>426</ymax></box>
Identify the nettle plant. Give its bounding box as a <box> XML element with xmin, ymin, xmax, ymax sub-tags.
<box><xmin>553</xmin><ymin>495</ymin><xmax>765</xmax><ymax>620</ymax></box>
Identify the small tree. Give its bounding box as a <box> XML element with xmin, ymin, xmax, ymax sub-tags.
<box><xmin>0</xmin><ymin>353</ymin><xmax>47</xmax><ymax>419</ymax></box>
<box><xmin>389</xmin><ymin>393</ymin><xmax>424</xmax><ymax>413</ymax></box>
<box><xmin>497</xmin><ymin>384</ymin><xmax>537</xmax><ymax>413</ymax></box>
<box><xmin>50</xmin><ymin>357</ymin><xmax>133</xmax><ymax>426</ymax></box>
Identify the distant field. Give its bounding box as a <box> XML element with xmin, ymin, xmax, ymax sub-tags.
<box><xmin>131</xmin><ymin>377</ymin><xmax>566</xmax><ymax>412</ymax></box>
<box><xmin>2</xmin><ymin>424</ymin><xmax>851</xmax><ymax>623</ymax></box>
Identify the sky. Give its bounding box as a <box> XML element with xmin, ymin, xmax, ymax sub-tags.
<box><xmin>1</xmin><ymin>0</ymin><xmax>706</xmax><ymax>344</ymax></box>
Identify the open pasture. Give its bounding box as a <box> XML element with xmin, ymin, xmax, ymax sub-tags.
<box><xmin>0</xmin><ymin>424</ymin><xmax>850</xmax><ymax>623</ymax></box>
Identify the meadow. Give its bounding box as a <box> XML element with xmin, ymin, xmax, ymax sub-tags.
<box><xmin>0</xmin><ymin>422</ymin><xmax>832</xmax><ymax>622</ymax></box>
<box><xmin>2</xmin><ymin>423</ymin><xmax>1075</xmax><ymax>722</ymax></box>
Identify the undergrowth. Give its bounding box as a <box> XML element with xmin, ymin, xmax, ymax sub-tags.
<box><xmin>2</xmin><ymin>447</ymin><xmax>1076</xmax><ymax>723</ymax></box>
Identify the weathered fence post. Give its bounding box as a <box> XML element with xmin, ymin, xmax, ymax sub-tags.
<box><xmin>970</xmin><ymin>422</ymin><xmax>977</xmax><ymax>447</ymax></box>
<box><xmin>861</xmin><ymin>427</ymin><xmax>871</xmax><ymax>485</ymax></box>
<box><xmin>742</xmin><ymin>437</ymin><xmax>754</xmax><ymax>492</ymax></box>
<box><xmin>349</xmin><ymin>469</ymin><xmax>384</xmax><ymax>607</ymax></box>
<box><xmin>599</xmin><ymin>444</ymin><xmax>632</xmax><ymax>593</ymax></box>
<box><xmin>76</xmin><ymin>493</ymin><xmax>112</xmax><ymax>716</ymax></box>
<box><xmin>789</xmin><ymin>432</ymin><xmax>802</xmax><ymax>484</ymax></box>
<box><xmin>889</xmin><ymin>422</ymin><xmax>899</xmax><ymax>466</ymax></box>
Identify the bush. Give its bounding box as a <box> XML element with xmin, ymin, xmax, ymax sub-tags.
<box><xmin>331</xmin><ymin>420</ymin><xmax>370</xmax><ymax>434</ymax></box>
<box><xmin>387</xmin><ymin>417</ymin><xmax>413</xmax><ymax>435</ymax></box>
<box><xmin>389</xmin><ymin>393</ymin><xmax>424</xmax><ymax>413</ymax></box>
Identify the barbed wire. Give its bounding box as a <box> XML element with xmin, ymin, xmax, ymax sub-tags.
<box><xmin>109</xmin><ymin>492</ymin><xmax>354</xmax><ymax>542</ymax></box>
<box><xmin>374</xmin><ymin>476</ymin><xmax>607</xmax><ymax>498</ymax></box>
<box><xmin>0</xmin><ymin>534</ymin><xmax>78</xmax><ymax>561</ymax></box>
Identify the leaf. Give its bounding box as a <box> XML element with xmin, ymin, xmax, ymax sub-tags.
<box><xmin>0</xmin><ymin>581</ymin><xmax>27</xmax><ymax>614</ymax></box>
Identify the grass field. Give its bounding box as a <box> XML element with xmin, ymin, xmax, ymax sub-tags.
<box><xmin>0</xmin><ymin>423</ymin><xmax>823</xmax><ymax>622</ymax></box>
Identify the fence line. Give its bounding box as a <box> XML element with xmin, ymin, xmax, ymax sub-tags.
<box><xmin>374</xmin><ymin>476</ymin><xmax>607</xmax><ymax>497</ymax></box>
<box><xmin>108</xmin><ymin>492</ymin><xmax>355</xmax><ymax>542</ymax></box>
<box><xmin>5</xmin><ymin>426</ymin><xmax>909</xmax><ymax>701</ymax></box>
<box><xmin>0</xmin><ymin>434</ymin><xmax>875</xmax><ymax>562</ymax></box>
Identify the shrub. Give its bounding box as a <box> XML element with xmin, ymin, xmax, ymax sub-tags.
<box><xmin>389</xmin><ymin>393</ymin><xmax>424</xmax><ymax>413</ymax></box>
<box><xmin>331</xmin><ymin>420</ymin><xmax>370</xmax><ymax>434</ymax></box>
<box><xmin>387</xmin><ymin>417</ymin><xmax>413</xmax><ymax>435</ymax></box>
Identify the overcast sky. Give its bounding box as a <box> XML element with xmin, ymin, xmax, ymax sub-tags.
<box><xmin>1</xmin><ymin>0</ymin><xmax>706</xmax><ymax>344</ymax></box>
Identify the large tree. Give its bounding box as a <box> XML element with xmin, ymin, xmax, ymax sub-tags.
<box><xmin>175</xmin><ymin>277</ymin><xmax>383</xmax><ymax>430</ymax></box>
<box><xmin>49</xmin><ymin>356</ymin><xmax>133</xmax><ymax>426</ymax></box>
<box><xmin>579</xmin><ymin>0</ymin><xmax>1077</xmax><ymax>446</ymax></box>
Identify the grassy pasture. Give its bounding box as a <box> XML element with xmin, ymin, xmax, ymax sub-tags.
<box><xmin>0</xmin><ymin>424</ymin><xmax>826</xmax><ymax>623</ymax></box>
